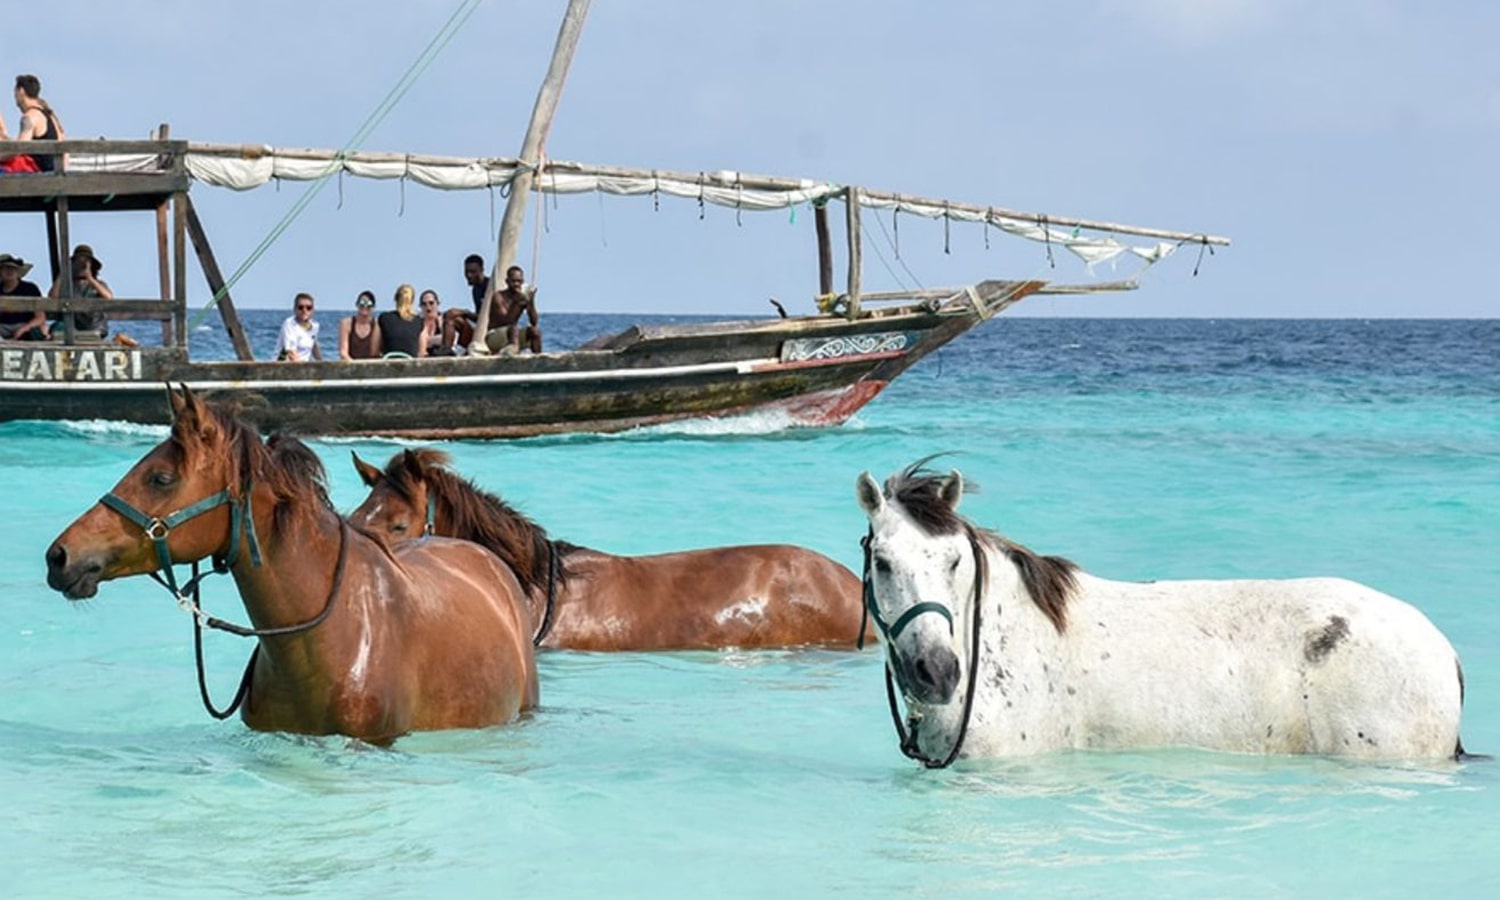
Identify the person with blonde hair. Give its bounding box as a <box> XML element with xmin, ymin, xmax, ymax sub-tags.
<box><xmin>377</xmin><ymin>283</ymin><xmax>425</xmax><ymax>358</ymax></box>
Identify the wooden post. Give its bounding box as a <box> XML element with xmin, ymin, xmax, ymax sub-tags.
<box><xmin>473</xmin><ymin>0</ymin><xmax>591</xmax><ymax>353</ymax></box>
<box><xmin>173</xmin><ymin>192</ymin><xmax>187</xmax><ymax>351</ymax></box>
<box><xmin>155</xmin><ymin>124</ymin><xmax>173</xmax><ymax>346</ymax></box>
<box><xmin>56</xmin><ymin>196</ymin><xmax>74</xmax><ymax>344</ymax></box>
<box><xmin>814</xmin><ymin>200</ymin><xmax>833</xmax><ymax>298</ymax></box>
<box><xmin>844</xmin><ymin>187</ymin><xmax>862</xmax><ymax>319</ymax></box>
<box><xmin>184</xmin><ymin>195</ymin><xmax>254</xmax><ymax>361</ymax></box>
<box><xmin>156</xmin><ymin>198</ymin><xmax>173</xmax><ymax>346</ymax></box>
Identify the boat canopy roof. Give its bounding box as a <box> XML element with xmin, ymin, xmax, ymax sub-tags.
<box><xmin>67</xmin><ymin>142</ymin><xmax>1228</xmax><ymax>271</ymax></box>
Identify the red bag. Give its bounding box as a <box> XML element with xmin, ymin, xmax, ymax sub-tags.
<box><xmin>0</xmin><ymin>154</ymin><xmax>41</xmax><ymax>174</ymax></box>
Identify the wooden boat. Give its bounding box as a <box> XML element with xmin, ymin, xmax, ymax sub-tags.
<box><xmin>0</xmin><ymin>6</ymin><xmax>1228</xmax><ymax>439</ymax></box>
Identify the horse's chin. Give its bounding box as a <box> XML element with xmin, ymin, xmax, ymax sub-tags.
<box><xmin>48</xmin><ymin>563</ymin><xmax>104</xmax><ymax>600</ymax></box>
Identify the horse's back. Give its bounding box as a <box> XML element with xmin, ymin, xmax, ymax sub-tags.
<box><xmin>1069</xmin><ymin>574</ymin><xmax>1462</xmax><ymax>758</ymax></box>
<box><xmin>557</xmin><ymin>543</ymin><xmax>863</xmax><ymax>650</ymax></box>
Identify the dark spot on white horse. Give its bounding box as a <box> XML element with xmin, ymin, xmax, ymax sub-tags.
<box><xmin>1304</xmin><ymin>615</ymin><xmax>1351</xmax><ymax>663</ymax></box>
<box><xmin>1100</xmin><ymin>651</ymin><xmax>1111</xmax><ymax>661</ymax></box>
<box><xmin>1066</xmin><ymin>686</ymin><xmax>1076</xmax><ymax>696</ymax></box>
<box><xmin>1266</xmin><ymin>724</ymin><xmax>1274</xmax><ymax>738</ymax></box>
<box><xmin>1020</xmin><ymin>731</ymin><xmax>1027</xmax><ymax>742</ymax></box>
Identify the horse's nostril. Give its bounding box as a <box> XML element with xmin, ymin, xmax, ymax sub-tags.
<box><xmin>45</xmin><ymin>542</ymin><xmax>67</xmax><ymax>571</ymax></box>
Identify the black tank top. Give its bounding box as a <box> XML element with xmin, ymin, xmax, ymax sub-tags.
<box><xmin>33</xmin><ymin>108</ymin><xmax>59</xmax><ymax>173</ymax></box>
<box><xmin>378</xmin><ymin>311</ymin><xmax>424</xmax><ymax>357</ymax></box>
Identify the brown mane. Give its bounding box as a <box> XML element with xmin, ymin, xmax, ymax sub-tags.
<box><xmin>172</xmin><ymin>402</ymin><xmax>333</xmax><ymax>538</ymax></box>
<box><xmin>885</xmin><ymin>457</ymin><xmax>1077</xmax><ymax>633</ymax></box>
<box><xmin>379</xmin><ymin>450</ymin><xmax>573</xmax><ymax>598</ymax></box>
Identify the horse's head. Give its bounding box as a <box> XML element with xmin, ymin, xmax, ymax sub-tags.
<box><xmin>46</xmin><ymin>385</ymin><xmax>246</xmax><ymax>599</ymax></box>
<box><xmin>350</xmin><ymin>448</ymin><xmax>448</xmax><ymax>539</ymax></box>
<box><xmin>856</xmin><ymin>464</ymin><xmax>979</xmax><ymax>706</ymax></box>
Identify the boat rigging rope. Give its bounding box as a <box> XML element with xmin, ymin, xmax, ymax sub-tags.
<box><xmin>188</xmin><ymin>0</ymin><xmax>485</xmax><ymax>331</ymax></box>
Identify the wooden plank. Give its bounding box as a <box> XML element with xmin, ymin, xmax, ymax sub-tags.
<box><xmin>0</xmin><ymin>172</ymin><xmax>189</xmax><ymax>200</ymax></box>
<box><xmin>0</xmin><ymin>138</ymin><xmax>187</xmax><ymax>156</ymax></box>
<box><xmin>183</xmin><ymin>195</ymin><xmax>254</xmax><ymax>361</ymax></box>
<box><xmin>0</xmin><ymin>297</ymin><xmax>176</xmax><ymax>315</ymax></box>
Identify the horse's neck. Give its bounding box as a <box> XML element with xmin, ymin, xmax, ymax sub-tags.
<box><xmin>976</xmin><ymin>548</ymin><xmax>1068</xmax><ymax>674</ymax></box>
<box><xmin>229</xmin><ymin>490</ymin><xmax>345</xmax><ymax>637</ymax></box>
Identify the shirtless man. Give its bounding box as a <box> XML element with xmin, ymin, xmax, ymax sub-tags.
<box><xmin>482</xmin><ymin>265</ymin><xmax>542</xmax><ymax>354</ymax></box>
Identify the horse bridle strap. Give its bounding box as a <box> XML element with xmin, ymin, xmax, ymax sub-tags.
<box><xmin>101</xmin><ymin>484</ymin><xmax>263</xmax><ymax>597</ymax></box>
<box><xmin>864</xmin><ymin>527</ymin><xmax>988</xmax><ymax>769</ymax></box>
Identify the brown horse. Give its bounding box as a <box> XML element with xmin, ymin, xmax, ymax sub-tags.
<box><xmin>44</xmin><ymin>387</ymin><xmax>538</xmax><ymax>743</ymax></box>
<box><xmin>350</xmin><ymin>449</ymin><xmax>867</xmax><ymax>651</ymax></box>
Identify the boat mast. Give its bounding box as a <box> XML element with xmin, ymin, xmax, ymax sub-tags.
<box><xmin>472</xmin><ymin>0</ymin><xmax>592</xmax><ymax>354</ymax></box>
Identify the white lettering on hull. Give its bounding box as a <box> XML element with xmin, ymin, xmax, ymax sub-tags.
<box><xmin>0</xmin><ymin>348</ymin><xmax>145</xmax><ymax>382</ymax></box>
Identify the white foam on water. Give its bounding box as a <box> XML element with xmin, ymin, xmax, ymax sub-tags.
<box><xmin>56</xmin><ymin>419</ymin><xmax>170</xmax><ymax>440</ymax></box>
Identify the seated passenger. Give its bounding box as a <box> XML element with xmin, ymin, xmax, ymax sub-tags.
<box><xmin>481</xmin><ymin>265</ymin><xmax>543</xmax><ymax>354</ymax></box>
<box><xmin>275</xmin><ymin>292</ymin><xmax>323</xmax><ymax>361</ymax></box>
<box><xmin>0</xmin><ymin>253</ymin><xmax>47</xmax><ymax>340</ymax></box>
<box><xmin>338</xmin><ymin>290</ymin><xmax>382</xmax><ymax>360</ymax></box>
<box><xmin>377</xmin><ymin>283</ymin><xmax>426</xmax><ymax>358</ymax></box>
<box><xmin>47</xmin><ymin>244</ymin><xmax>112</xmax><ymax>338</ymax></box>
<box><xmin>419</xmin><ymin>289</ymin><xmax>449</xmax><ymax>356</ymax></box>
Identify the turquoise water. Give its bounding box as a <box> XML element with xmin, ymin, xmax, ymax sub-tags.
<box><xmin>3</xmin><ymin>317</ymin><xmax>1498</xmax><ymax>897</ymax></box>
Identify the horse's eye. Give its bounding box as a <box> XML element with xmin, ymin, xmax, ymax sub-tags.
<box><xmin>391</xmin><ymin>522</ymin><xmax>408</xmax><ymax>535</ymax></box>
<box><xmin>148</xmin><ymin>471</ymin><xmax>177</xmax><ymax>488</ymax></box>
<box><xmin>873</xmin><ymin>556</ymin><xmax>891</xmax><ymax>574</ymax></box>
<box><xmin>947</xmin><ymin>556</ymin><xmax>961</xmax><ymax>574</ymax></box>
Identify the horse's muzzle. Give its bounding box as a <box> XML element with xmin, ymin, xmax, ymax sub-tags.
<box><xmin>45</xmin><ymin>541</ymin><xmax>103</xmax><ymax>599</ymax></box>
<box><xmin>900</xmin><ymin>646</ymin><xmax>961</xmax><ymax>704</ymax></box>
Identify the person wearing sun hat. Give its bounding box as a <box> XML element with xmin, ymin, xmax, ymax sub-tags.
<box><xmin>47</xmin><ymin>243</ymin><xmax>112</xmax><ymax>337</ymax></box>
<box><xmin>0</xmin><ymin>252</ymin><xmax>48</xmax><ymax>340</ymax></box>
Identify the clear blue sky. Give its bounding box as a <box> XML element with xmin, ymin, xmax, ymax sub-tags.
<box><xmin>8</xmin><ymin>1</ymin><xmax>1497</xmax><ymax>317</ymax></box>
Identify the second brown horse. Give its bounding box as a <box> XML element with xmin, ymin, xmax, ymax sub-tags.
<box><xmin>350</xmin><ymin>449</ymin><xmax>867</xmax><ymax>651</ymax></box>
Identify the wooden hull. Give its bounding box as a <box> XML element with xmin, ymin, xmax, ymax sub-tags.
<box><xmin>0</xmin><ymin>282</ymin><xmax>1036</xmax><ymax>438</ymax></box>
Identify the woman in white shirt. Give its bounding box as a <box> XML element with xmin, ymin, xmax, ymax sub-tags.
<box><xmin>276</xmin><ymin>292</ymin><xmax>323</xmax><ymax>361</ymax></box>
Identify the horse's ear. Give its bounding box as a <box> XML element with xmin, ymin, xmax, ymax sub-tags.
<box><xmin>168</xmin><ymin>383</ymin><xmax>214</xmax><ymax>442</ymax></box>
<box><xmin>940</xmin><ymin>470</ymin><xmax>965</xmax><ymax>510</ymax></box>
<box><xmin>352</xmin><ymin>451</ymin><xmax>384</xmax><ymax>486</ymax></box>
<box><xmin>856</xmin><ymin>471</ymin><xmax>885</xmax><ymax>516</ymax></box>
<box><xmin>401</xmin><ymin>448</ymin><xmax>426</xmax><ymax>481</ymax></box>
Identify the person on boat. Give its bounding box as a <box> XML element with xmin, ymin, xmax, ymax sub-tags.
<box><xmin>0</xmin><ymin>253</ymin><xmax>48</xmax><ymax>341</ymax></box>
<box><xmin>275</xmin><ymin>292</ymin><xmax>322</xmax><ymax>361</ymax></box>
<box><xmin>482</xmin><ymin>265</ymin><xmax>542</xmax><ymax>354</ymax></box>
<box><xmin>338</xmin><ymin>290</ymin><xmax>382</xmax><ymax>360</ymax></box>
<box><xmin>0</xmin><ymin>74</ymin><xmax>65</xmax><ymax>174</ymax></box>
<box><xmin>47</xmin><ymin>244</ymin><xmax>112</xmax><ymax>338</ymax></box>
<box><xmin>378</xmin><ymin>283</ymin><xmax>426</xmax><ymax>358</ymax></box>
<box><xmin>419</xmin><ymin>289</ymin><xmax>449</xmax><ymax>356</ymax></box>
<box><xmin>440</xmin><ymin>253</ymin><xmax>488</xmax><ymax>352</ymax></box>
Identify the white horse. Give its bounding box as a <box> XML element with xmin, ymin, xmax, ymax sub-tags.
<box><xmin>855</xmin><ymin>460</ymin><xmax>1470</xmax><ymax>767</ymax></box>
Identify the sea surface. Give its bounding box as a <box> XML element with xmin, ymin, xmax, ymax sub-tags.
<box><xmin>3</xmin><ymin>313</ymin><xmax>1498</xmax><ymax>898</ymax></box>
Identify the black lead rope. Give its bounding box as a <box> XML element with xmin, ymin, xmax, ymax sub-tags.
<box><xmin>532</xmin><ymin>540</ymin><xmax>560</xmax><ymax>647</ymax></box>
<box><xmin>866</xmin><ymin>527</ymin><xmax>988</xmax><ymax>769</ymax></box>
<box><xmin>189</xmin><ymin>518</ymin><xmax>351</xmax><ymax>719</ymax></box>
